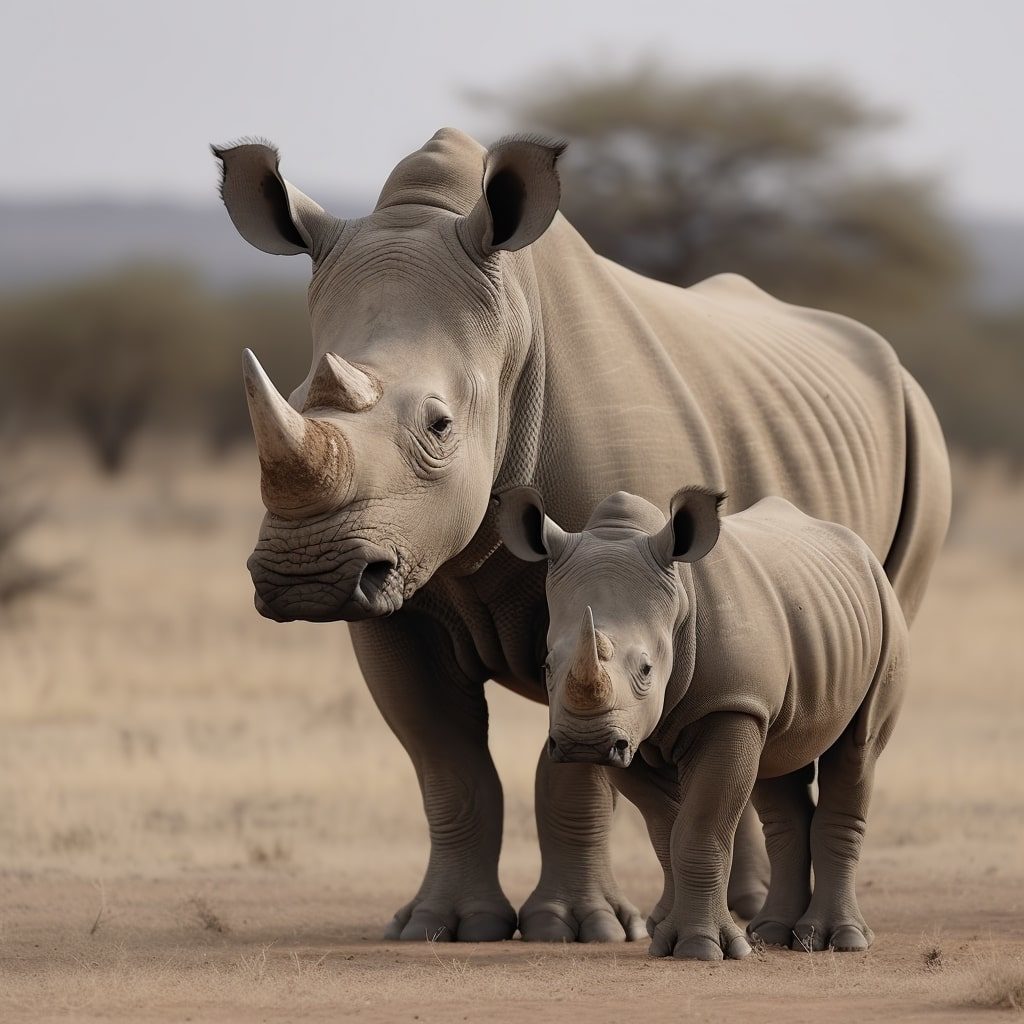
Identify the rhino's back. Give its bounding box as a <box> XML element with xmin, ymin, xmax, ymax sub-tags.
<box><xmin>531</xmin><ymin>222</ymin><xmax>906</xmax><ymax>563</ymax></box>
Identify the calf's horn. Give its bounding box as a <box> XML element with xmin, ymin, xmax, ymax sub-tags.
<box><xmin>242</xmin><ymin>348</ymin><xmax>348</xmax><ymax>517</ymax></box>
<box><xmin>564</xmin><ymin>606</ymin><xmax>614</xmax><ymax>713</ymax></box>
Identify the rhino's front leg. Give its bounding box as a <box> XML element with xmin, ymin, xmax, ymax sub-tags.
<box><xmin>519</xmin><ymin>748</ymin><xmax>647</xmax><ymax>942</ymax></box>
<box><xmin>608</xmin><ymin>758</ymin><xmax>768</xmax><ymax>933</ymax></box>
<box><xmin>350</xmin><ymin>616</ymin><xmax>516</xmax><ymax>942</ymax></box>
<box><xmin>650</xmin><ymin>713</ymin><xmax>763</xmax><ymax>961</ymax></box>
<box><xmin>605</xmin><ymin>757</ymin><xmax>678</xmax><ymax>936</ymax></box>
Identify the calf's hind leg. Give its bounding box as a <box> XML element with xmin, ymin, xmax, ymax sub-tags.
<box><xmin>728</xmin><ymin>801</ymin><xmax>771</xmax><ymax>920</ymax></box>
<box><xmin>747</xmin><ymin>764</ymin><xmax>815</xmax><ymax>947</ymax></box>
<box><xmin>793</xmin><ymin>736</ymin><xmax>879</xmax><ymax>952</ymax></box>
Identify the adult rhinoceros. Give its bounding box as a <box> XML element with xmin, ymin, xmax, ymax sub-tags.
<box><xmin>213</xmin><ymin>128</ymin><xmax>950</xmax><ymax>943</ymax></box>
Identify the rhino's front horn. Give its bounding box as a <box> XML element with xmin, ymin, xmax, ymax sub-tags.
<box><xmin>304</xmin><ymin>352</ymin><xmax>382</xmax><ymax>413</ymax></box>
<box><xmin>564</xmin><ymin>606</ymin><xmax>615</xmax><ymax>714</ymax></box>
<box><xmin>242</xmin><ymin>348</ymin><xmax>348</xmax><ymax>517</ymax></box>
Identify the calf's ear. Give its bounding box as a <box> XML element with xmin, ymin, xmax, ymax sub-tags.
<box><xmin>651</xmin><ymin>487</ymin><xmax>725</xmax><ymax>566</ymax></box>
<box><xmin>497</xmin><ymin>487</ymin><xmax>568</xmax><ymax>562</ymax></box>
<box><xmin>212</xmin><ymin>140</ymin><xmax>341</xmax><ymax>257</ymax></box>
<box><xmin>461</xmin><ymin>135</ymin><xmax>565</xmax><ymax>256</ymax></box>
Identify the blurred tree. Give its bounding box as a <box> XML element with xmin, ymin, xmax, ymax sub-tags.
<box><xmin>0</xmin><ymin>268</ymin><xmax>309</xmax><ymax>469</ymax></box>
<box><xmin>484</xmin><ymin>65</ymin><xmax>967</xmax><ymax>318</ymax></box>
<box><xmin>0</xmin><ymin>268</ymin><xmax>201</xmax><ymax>473</ymax></box>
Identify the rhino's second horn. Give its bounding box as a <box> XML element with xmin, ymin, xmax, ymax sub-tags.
<box><xmin>242</xmin><ymin>348</ymin><xmax>349</xmax><ymax>517</ymax></box>
<box><xmin>304</xmin><ymin>352</ymin><xmax>382</xmax><ymax>413</ymax></box>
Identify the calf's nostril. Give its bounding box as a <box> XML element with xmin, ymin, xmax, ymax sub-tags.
<box><xmin>547</xmin><ymin>736</ymin><xmax>559</xmax><ymax>758</ymax></box>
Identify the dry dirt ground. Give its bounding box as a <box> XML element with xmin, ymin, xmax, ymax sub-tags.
<box><xmin>1</xmin><ymin>443</ymin><xmax>1023</xmax><ymax>1022</ymax></box>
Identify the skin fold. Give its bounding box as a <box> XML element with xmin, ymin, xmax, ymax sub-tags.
<box><xmin>498</xmin><ymin>486</ymin><xmax>908</xmax><ymax>960</ymax></box>
<box><xmin>213</xmin><ymin>128</ymin><xmax>949</xmax><ymax>942</ymax></box>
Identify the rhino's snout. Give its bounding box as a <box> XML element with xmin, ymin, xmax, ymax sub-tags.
<box><xmin>547</xmin><ymin>729</ymin><xmax>633</xmax><ymax>768</ymax></box>
<box><xmin>248</xmin><ymin>542</ymin><xmax>401</xmax><ymax>622</ymax></box>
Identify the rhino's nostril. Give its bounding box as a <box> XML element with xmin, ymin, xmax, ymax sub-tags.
<box><xmin>547</xmin><ymin>736</ymin><xmax>559</xmax><ymax>758</ymax></box>
<box><xmin>358</xmin><ymin>559</ymin><xmax>395</xmax><ymax>600</ymax></box>
<box><xmin>613</xmin><ymin>738</ymin><xmax>629</xmax><ymax>753</ymax></box>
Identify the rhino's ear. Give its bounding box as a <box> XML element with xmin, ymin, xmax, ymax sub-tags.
<box><xmin>461</xmin><ymin>135</ymin><xmax>565</xmax><ymax>256</ymax></box>
<box><xmin>212</xmin><ymin>140</ymin><xmax>341</xmax><ymax>257</ymax></box>
<box><xmin>651</xmin><ymin>488</ymin><xmax>725</xmax><ymax>566</ymax></box>
<box><xmin>498</xmin><ymin>486</ymin><xmax>569</xmax><ymax>562</ymax></box>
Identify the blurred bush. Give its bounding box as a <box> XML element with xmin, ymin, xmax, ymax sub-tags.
<box><xmin>0</xmin><ymin>268</ymin><xmax>309</xmax><ymax>471</ymax></box>
<box><xmin>0</xmin><ymin>482</ymin><xmax>66</xmax><ymax>611</ymax></box>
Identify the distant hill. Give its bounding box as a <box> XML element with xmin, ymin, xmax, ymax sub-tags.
<box><xmin>1</xmin><ymin>198</ymin><xmax>1021</xmax><ymax>310</ymax></box>
<box><xmin>0</xmin><ymin>196</ymin><xmax>367</xmax><ymax>292</ymax></box>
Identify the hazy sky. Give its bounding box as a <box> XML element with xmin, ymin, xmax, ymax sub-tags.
<box><xmin>3</xmin><ymin>0</ymin><xmax>1022</xmax><ymax>216</ymax></box>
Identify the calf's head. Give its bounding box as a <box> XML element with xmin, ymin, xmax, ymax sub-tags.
<box><xmin>214</xmin><ymin>130</ymin><xmax>563</xmax><ymax>621</ymax></box>
<box><xmin>499</xmin><ymin>487</ymin><xmax>724</xmax><ymax>766</ymax></box>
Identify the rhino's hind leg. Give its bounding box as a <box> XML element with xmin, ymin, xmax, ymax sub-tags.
<box><xmin>519</xmin><ymin>751</ymin><xmax>646</xmax><ymax>943</ymax></box>
<box><xmin>793</xmin><ymin>738</ymin><xmax>877</xmax><ymax>953</ymax></box>
<box><xmin>728</xmin><ymin>801</ymin><xmax>770</xmax><ymax>920</ymax></box>
<box><xmin>351</xmin><ymin>618</ymin><xmax>516</xmax><ymax>943</ymax></box>
<box><xmin>747</xmin><ymin>764</ymin><xmax>815</xmax><ymax>947</ymax></box>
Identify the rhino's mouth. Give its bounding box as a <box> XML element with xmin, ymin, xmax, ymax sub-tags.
<box><xmin>547</xmin><ymin>728</ymin><xmax>634</xmax><ymax>768</ymax></box>
<box><xmin>248</xmin><ymin>546</ymin><xmax>407</xmax><ymax>622</ymax></box>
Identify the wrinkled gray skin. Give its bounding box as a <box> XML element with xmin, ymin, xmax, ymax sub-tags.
<box><xmin>499</xmin><ymin>486</ymin><xmax>908</xmax><ymax>960</ymax></box>
<box><xmin>213</xmin><ymin>128</ymin><xmax>950</xmax><ymax>943</ymax></box>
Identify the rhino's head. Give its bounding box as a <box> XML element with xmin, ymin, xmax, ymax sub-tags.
<box><xmin>498</xmin><ymin>486</ymin><xmax>724</xmax><ymax>767</ymax></box>
<box><xmin>214</xmin><ymin>129</ymin><xmax>563</xmax><ymax>621</ymax></box>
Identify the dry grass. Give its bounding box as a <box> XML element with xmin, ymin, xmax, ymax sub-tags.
<box><xmin>957</xmin><ymin>954</ymin><xmax>1024</xmax><ymax>1013</ymax></box>
<box><xmin>0</xmin><ymin>440</ymin><xmax>1022</xmax><ymax>1022</ymax></box>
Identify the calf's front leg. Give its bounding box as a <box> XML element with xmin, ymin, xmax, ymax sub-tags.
<box><xmin>650</xmin><ymin>712</ymin><xmax>763</xmax><ymax>961</ymax></box>
<box><xmin>351</xmin><ymin>615</ymin><xmax>516</xmax><ymax>942</ymax></box>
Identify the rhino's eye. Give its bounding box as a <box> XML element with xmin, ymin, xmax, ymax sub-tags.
<box><xmin>640</xmin><ymin>660</ymin><xmax>653</xmax><ymax>679</ymax></box>
<box><xmin>428</xmin><ymin>415</ymin><xmax>453</xmax><ymax>441</ymax></box>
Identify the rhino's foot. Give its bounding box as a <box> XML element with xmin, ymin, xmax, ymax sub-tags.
<box><xmin>791</xmin><ymin>916</ymin><xmax>873</xmax><ymax>953</ymax></box>
<box><xmin>646</xmin><ymin>898</ymin><xmax>671</xmax><ymax>938</ymax></box>
<box><xmin>649</xmin><ymin>912</ymin><xmax>752</xmax><ymax>961</ymax></box>
<box><xmin>746</xmin><ymin>917</ymin><xmax>797</xmax><ymax>948</ymax></box>
<box><xmin>747</xmin><ymin>900</ymin><xmax>810</xmax><ymax>948</ymax></box>
<box><xmin>384</xmin><ymin>891</ymin><xmax>517</xmax><ymax>943</ymax></box>
<box><xmin>519</xmin><ymin>886</ymin><xmax>646</xmax><ymax>943</ymax></box>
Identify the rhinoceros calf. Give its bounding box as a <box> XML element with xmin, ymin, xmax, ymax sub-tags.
<box><xmin>499</xmin><ymin>485</ymin><xmax>907</xmax><ymax>960</ymax></box>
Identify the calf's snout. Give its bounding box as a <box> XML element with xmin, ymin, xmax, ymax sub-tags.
<box><xmin>547</xmin><ymin>728</ymin><xmax>633</xmax><ymax>768</ymax></box>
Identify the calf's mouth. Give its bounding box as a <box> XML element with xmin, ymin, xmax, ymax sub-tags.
<box><xmin>547</xmin><ymin>727</ymin><xmax>634</xmax><ymax>768</ymax></box>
